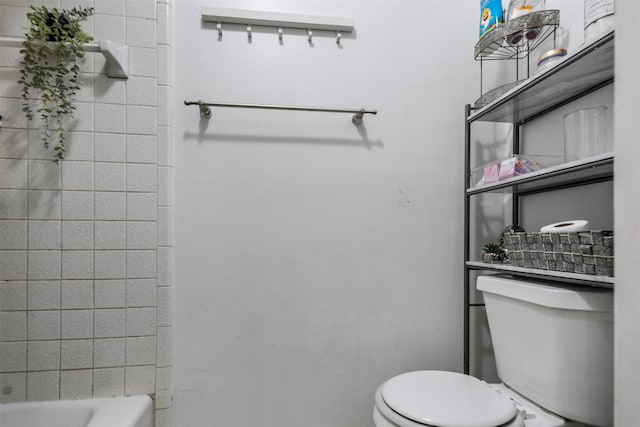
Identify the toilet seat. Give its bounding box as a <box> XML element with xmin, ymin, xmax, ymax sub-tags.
<box><xmin>376</xmin><ymin>371</ymin><xmax>523</xmax><ymax>427</ymax></box>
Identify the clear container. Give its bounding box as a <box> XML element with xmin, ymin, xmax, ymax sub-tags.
<box><xmin>584</xmin><ymin>0</ymin><xmax>615</xmax><ymax>44</ymax></box>
<box><xmin>564</xmin><ymin>107</ymin><xmax>608</xmax><ymax>162</ymax></box>
<box><xmin>536</xmin><ymin>48</ymin><xmax>567</xmax><ymax>74</ymax></box>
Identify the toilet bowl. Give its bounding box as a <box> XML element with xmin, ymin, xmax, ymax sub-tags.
<box><xmin>373</xmin><ymin>276</ymin><xmax>613</xmax><ymax>427</ymax></box>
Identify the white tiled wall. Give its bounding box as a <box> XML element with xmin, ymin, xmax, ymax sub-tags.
<box><xmin>0</xmin><ymin>0</ymin><xmax>173</xmax><ymax>425</ymax></box>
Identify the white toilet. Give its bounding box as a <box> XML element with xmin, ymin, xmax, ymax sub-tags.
<box><xmin>373</xmin><ymin>275</ymin><xmax>613</xmax><ymax>427</ymax></box>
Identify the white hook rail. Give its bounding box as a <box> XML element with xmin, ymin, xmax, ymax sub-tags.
<box><xmin>184</xmin><ymin>100</ymin><xmax>377</xmax><ymax>126</ymax></box>
<box><xmin>0</xmin><ymin>36</ymin><xmax>128</xmax><ymax>79</ymax></box>
<box><xmin>201</xmin><ymin>6</ymin><xmax>354</xmax><ymax>43</ymax></box>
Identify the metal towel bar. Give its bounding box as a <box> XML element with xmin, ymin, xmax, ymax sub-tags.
<box><xmin>184</xmin><ymin>100</ymin><xmax>377</xmax><ymax>125</ymax></box>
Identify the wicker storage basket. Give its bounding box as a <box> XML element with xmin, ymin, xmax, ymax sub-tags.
<box><xmin>501</xmin><ymin>231</ymin><xmax>614</xmax><ymax>277</ymax></box>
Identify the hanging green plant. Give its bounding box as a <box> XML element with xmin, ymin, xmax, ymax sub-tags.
<box><xmin>18</xmin><ymin>5</ymin><xmax>94</xmax><ymax>163</ymax></box>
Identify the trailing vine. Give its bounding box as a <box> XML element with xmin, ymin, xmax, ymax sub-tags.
<box><xmin>18</xmin><ymin>5</ymin><xmax>94</xmax><ymax>163</ymax></box>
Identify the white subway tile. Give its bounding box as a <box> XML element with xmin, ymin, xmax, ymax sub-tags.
<box><xmin>126</xmin><ymin>192</ymin><xmax>156</xmax><ymax>221</ymax></box>
<box><xmin>126</xmin><ymin>134</ymin><xmax>157</xmax><ymax>164</ymax></box>
<box><xmin>95</xmin><ymin>221</ymin><xmax>126</xmax><ymax>249</ymax></box>
<box><xmin>62</xmin><ymin>250</ymin><xmax>94</xmax><ymax>280</ymax></box>
<box><xmin>127</xmin><ymin>163</ymin><xmax>157</xmax><ymax>192</ymax></box>
<box><xmin>126</xmin><ymin>16</ymin><xmax>157</xmax><ymax>48</ymax></box>
<box><xmin>157</xmin><ymin>246</ymin><xmax>172</xmax><ymax>286</ymax></box>
<box><xmin>95</xmin><ymin>162</ymin><xmax>126</xmax><ymax>191</ymax></box>
<box><xmin>95</xmin><ymin>192</ymin><xmax>126</xmax><ymax>221</ymax></box>
<box><xmin>0</xmin><ymin>220</ymin><xmax>27</xmax><ymax>249</ymax></box>
<box><xmin>28</xmin><ymin>221</ymin><xmax>61</xmax><ymax>250</ymax></box>
<box><xmin>62</xmin><ymin>161</ymin><xmax>94</xmax><ymax>191</ymax></box>
<box><xmin>0</xmin><ymin>250</ymin><xmax>27</xmax><ymax>280</ymax></box>
<box><xmin>27</xmin><ymin>341</ymin><xmax>60</xmax><ymax>371</ymax></box>
<box><xmin>1</xmin><ymin>98</ymin><xmax>26</xmax><ymax>129</ymax></box>
<box><xmin>126</xmin><ymin>106</ymin><xmax>157</xmax><ymax>135</ymax></box>
<box><xmin>0</xmin><ymin>281</ymin><xmax>27</xmax><ymax>310</ymax></box>
<box><xmin>27</xmin><ymin>310</ymin><xmax>60</xmax><ymax>340</ymax></box>
<box><xmin>94</xmin><ymin>338</ymin><xmax>125</xmax><ymax>368</ymax></box>
<box><xmin>0</xmin><ymin>128</ymin><xmax>27</xmax><ymax>159</ymax></box>
<box><xmin>28</xmin><ymin>190</ymin><xmax>61</xmax><ymax>220</ymax></box>
<box><xmin>94</xmin><ymin>308</ymin><xmax>126</xmax><ymax>338</ymax></box>
<box><xmin>127</xmin><ymin>279</ymin><xmax>156</xmax><ymax>307</ymax></box>
<box><xmin>158</xmin><ymin>207</ymin><xmax>173</xmax><ymax>246</ymax></box>
<box><xmin>155</xmin><ymin>408</ymin><xmax>172</xmax><ymax>427</ymax></box>
<box><xmin>95</xmin><ymin>250</ymin><xmax>126</xmax><ymax>279</ymax></box>
<box><xmin>125</xmin><ymin>336</ymin><xmax>156</xmax><ymax>365</ymax></box>
<box><xmin>155</xmin><ymin>366</ymin><xmax>171</xmax><ymax>409</ymax></box>
<box><xmin>61</xmin><ymin>191</ymin><xmax>94</xmax><ymax>220</ymax></box>
<box><xmin>26</xmin><ymin>371</ymin><xmax>59</xmax><ymax>401</ymax></box>
<box><xmin>28</xmin><ymin>250</ymin><xmax>61</xmax><ymax>280</ymax></box>
<box><xmin>128</xmin><ymin>47</ymin><xmax>157</xmax><ymax>77</ymax></box>
<box><xmin>61</xmin><ymin>280</ymin><xmax>94</xmax><ymax>309</ymax></box>
<box><xmin>157</xmin><ymin>85</ymin><xmax>173</xmax><ymax>127</ymax></box>
<box><xmin>95</xmin><ymin>133</ymin><xmax>126</xmax><ymax>162</ymax></box>
<box><xmin>0</xmin><ymin>342</ymin><xmax>27</xmax><ymax>372</ymax></box>
<box><xmin>158</xmin><ymin>166</ymin><xmax>173</xmax><ymax>207</ymax></box>
<box><xmin>156</xmin><ymin>326</ymin><xmax>172</xmax><ymax>367</ymax></box>
<box><xmin>0</xmin><ymin>373</ymin><xmax>26</xmax><ymax>403</ymax></box>
<box><xmin>94</xmin><ymin>13</ymin><xmax>126</xmax><ymax>45</ymax></box>
<box><xmin>95</xmin><ymin>280</ymin><xmax>126</xmax><ymax>309</ymax></box>
<box><xmin>67</xmin><ymin>101</ymin><xmax>95</xmax><ymax>133</ymax></box>
<box><xmin>94</xmin><ymin>0</ymin><xmax>125</xmax><ymax>16</ymax></box>
<box><xmin>93</xmin><ymin>367</ymin><xmax>124</xmax><ymax>398</ymax></box>
<box><xmin>0</xmin><ymin>5</ymin><xmax>28</xmax><ymax>37</ymax></box>
<box><xmin>60</xmin><ymin>339</ymin><xmax>93</xmax><ymax>369</ymax></box>
<box><xmin>0</xmin><ymin>190</ymin><xmax>27</xmax><ymax>219</ymax></box>
<box><xmin>126</xmin><ymin>0</ymin><xmax>156</xmax><ymax>19</ymax></box>
<box><xmin>61</xmin><ymin>309</ymin><xmax>94</xmax><ymax>339</ymax></box>
<box><xmin>157</xmin><ymin>286</ymin><xmax>173</xmax><ymax>327</ymax></box>
<box><xmin>74</xmin><ymin>74</ymin><xmax>95</xmax><ymax>104</ymax></box>
<box><xmin>156</xmin><ymin>2</ymin><xmax>171</xmax><ymax>46</ymax></box>
<box><xmin>126</xmin><ymin>76</ymin><xmax>157</xmax><ymax>106</ymax></box>
<box><xmin>27</xmin><ymin>281</ymin><xmax>60</xmax><ymax>310</ymax></box>
<box><xmin>27</xmin><ymin>130</ymin><xmax>57</xmax><ymax>161</ymax></box>
<box><xmin>64</xmin><ymin>132</ymin><xmax>94</xmax><ymax>162</ymax></box>
<box><xmin>60</xmin><ymin>369</ymin><xmax>93</xmax><ymax>400</ymax></box>
<box><xmin>157</xmin><ymin>45</ymin><xmax>172</xmax><ymax>86</ymax></box>
<box><xmin>95</xmin><ymin>104</ymin><xmax>126</xmax><ymax>134</ymax></box>
<box><xmin>0</xmin><ymin>68</ymin><xmax>21</xmax><ymax>98</ymax></box>
<box><xmin>62</xmin><ymin>221</ymin><xmax>94</xmax><ymax>250</ymax></box>
<box><xmin>126</xmin><ymin>221</ymin><xmax>156</xmax><ymax>249</ymax></box>
<box><xmin>125</xmin><ymin>365</ymin><xmax>155</xmax><ymax>395</ymax></box>
<box><xmin>0</xmin><ymin>311</ymin><xmax>26</xmax><ymax>341</ymax></box>
<box><xmin>126</xmin><ymin>250</ymin><xmax>157</xmax><ymax>279</ymax></box>
<box><xmin>94</xmin><ymin>75</ymin><xmax>126</xmax><ymax>105</ymax></box>
<box><xmin>0</xmin><ymin>159</ymin><xmax>27</xmax><ymax>189</ymax></box>
<box><xmin>28</xmin><ymin>160</ymin><xmax>62</xmax><ymax>190</ymax></box>
<box><xmin>126</xmin><ymin>307</ymin><xmax>156</xmax><ymax>336</ymax></box>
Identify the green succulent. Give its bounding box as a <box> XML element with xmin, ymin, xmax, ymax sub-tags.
<box><xmin>18</xmin><ymin>5</ymin><xmax>94</xmax><ymax>163</ymax></box>
<box><xmin>482</xmin><ymin>243</ymin><xmax>503</xmax><ymax>254</ymax></box>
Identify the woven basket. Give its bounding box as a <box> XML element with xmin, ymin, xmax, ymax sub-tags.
<box><xmin>501</xmin><ymin>231</ymin><xmax>614</xmax><ymax>277</ymax></box>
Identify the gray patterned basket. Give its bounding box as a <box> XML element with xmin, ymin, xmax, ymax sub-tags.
<box><xmin>501</xmin><ymin>231</ymin><xmax>614</xmax><ymax>277</ymax></box>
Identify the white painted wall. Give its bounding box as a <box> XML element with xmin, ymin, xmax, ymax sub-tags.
<box><xmin>614</xmin><ymin>0</ymin><xmax>640</xmax><ymax>424</ymax></box>
<box><xmin>173</xmin><ymin>1</ymin><xmax>478</xmax><ymax>426</ymax></box>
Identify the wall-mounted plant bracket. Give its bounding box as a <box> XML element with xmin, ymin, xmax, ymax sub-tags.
<box><xmin>0</xmin><ymin>36</ymin><xmax>129</xmax><ymax>79</ymax></box>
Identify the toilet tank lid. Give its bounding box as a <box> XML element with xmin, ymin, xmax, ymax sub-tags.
<box><xmin>476</xmin><ymin>275</ymin><xmax>613</xmax><ymax>312</ymax></box>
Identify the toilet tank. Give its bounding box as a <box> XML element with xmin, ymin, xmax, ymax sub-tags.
<box><xmin>477</xmin><ymin>275</ymin><xmax>613</xmax><ymax>427</ymax></box>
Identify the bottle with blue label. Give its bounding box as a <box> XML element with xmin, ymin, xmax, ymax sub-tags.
<box><xmin>479</xmin><ymin>0</ymin><xmax>504</xmax><ymax>38</ymax></box>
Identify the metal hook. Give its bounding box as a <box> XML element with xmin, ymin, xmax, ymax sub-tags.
<box><xmin>307</xmin><ymin>29</ymin><xmax>313</xmax><ymax>43</ymax></box>
<box><xmin>278</xmin><ymin>27</ymin><xmax>283</xmax><ymax>41</ymax></box>
<box><xmin>247</xmin><ymin>24</ymin><xmax>252</xmax><ymax>39</ymax></box>
<box><xmin>352</xmin><ymin>109</ymin><xmax>365</xmax><ymax>126</ymax></box>
<box><xmin>198</xmin><ymin>101</ymin><xmax>212</xmax><ymax>120</ymax></box>
<box><xmin>217</xmin><ymin>22</ymin><xmax>222</xmax><ymax>36</ymax></box>
<box><xmin>336</xmin><ymin>31</ymin><xmax>342</xmax><ymax>44</ymax></box>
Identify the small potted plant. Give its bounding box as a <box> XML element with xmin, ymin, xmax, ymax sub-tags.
<box><xmin>18</xmin><ymin>5</ymin><xmax>94</xmax><ymax>163</ymax></box>
<box><xmin>482</xmin><ymin>243</ymin><xmax>506</xmax><ymax>264</ymax></box>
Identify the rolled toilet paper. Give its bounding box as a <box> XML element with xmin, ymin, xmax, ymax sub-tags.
<box><xmin>540</xmin><ymin>220</ymin><xmax>589</xmax><ymax>233</ymax></box>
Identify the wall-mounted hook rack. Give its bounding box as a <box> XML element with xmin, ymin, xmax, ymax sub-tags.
<box><xmin>0</xmin><ymin>36</ymin><xmax>128</xmax><ymax>79</ymax></box>
<box><xmin>201</xmin><ymin>7</ymin><xmax>354</xmax><ymax>42</ymax></box>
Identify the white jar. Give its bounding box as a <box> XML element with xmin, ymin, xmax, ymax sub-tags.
<box><xmin>584</xmin><ymin>0</ymin><xmax>614</xmax><ymax>44</ymax></box>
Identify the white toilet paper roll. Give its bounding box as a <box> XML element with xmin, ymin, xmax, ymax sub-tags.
<box><xmin>540</xmin><ymin>220</ymin><xmax>590</xmax><ymax>233</ymax></box>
